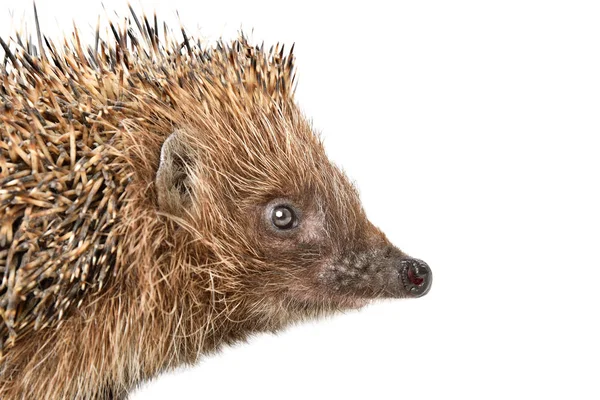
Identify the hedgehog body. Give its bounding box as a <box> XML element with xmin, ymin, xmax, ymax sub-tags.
<box><xmin>0</xmin><ymin>10</ymin><xmax>432</xmax><ymax>399</ymax></box>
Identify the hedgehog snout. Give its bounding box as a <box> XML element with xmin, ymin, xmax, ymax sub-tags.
<box><xmin>399</xmin><ymin>257</ymin><xmax>432</xmax><ymax>298</ymax></box>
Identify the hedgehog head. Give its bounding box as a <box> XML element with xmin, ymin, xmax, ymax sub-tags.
<box><xmin>151</xmin><ymin>44</ymin><xmax>432</xmax><ymax>329</ymax></box>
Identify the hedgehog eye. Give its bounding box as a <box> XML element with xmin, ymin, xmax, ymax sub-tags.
<box><xmin>271</xmin><ymin>205</ymin><xmax>297</xmax><ymax>230</ymax></box>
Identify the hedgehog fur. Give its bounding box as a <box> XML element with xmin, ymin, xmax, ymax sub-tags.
<box><xmin>0</xmin><ymin>6</ymin><xmax>432</xmax><ymax>399</ymax></box>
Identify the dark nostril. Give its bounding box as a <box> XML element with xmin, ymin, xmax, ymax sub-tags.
<box><xmin>400</xmin><ymin>258</ymin><xmax>432</xmax><ymax>298</ymax></box>
<box><xmin>407</xmin><ymin>264</ymin><xmax>426</xmax><ymax>286</ymax></box>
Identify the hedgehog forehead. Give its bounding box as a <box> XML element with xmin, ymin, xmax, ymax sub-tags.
<box><xmin>177</xmin><ymin>102</ymin><xmax>327</xmax><ymax>184</ymax></box>
<box><xmin>203</xmin><ymin>144</ymin><xmax>337</xmax><ymax>205</ymax></box>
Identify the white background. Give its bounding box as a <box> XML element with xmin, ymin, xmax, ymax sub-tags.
<box><xmin>1</xmin><ymin>1</ymin><xmax>599</xmax><ymax>399</ymax></box>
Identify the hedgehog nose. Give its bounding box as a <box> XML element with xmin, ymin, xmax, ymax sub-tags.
<box><xmin>401</xmin><ymin>258</ymin><xmax>432</xmax><ymax>298</ymax></box>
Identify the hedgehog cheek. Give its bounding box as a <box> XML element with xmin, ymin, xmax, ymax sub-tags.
<box><xmin>155</xmin><ymin>129</ymin><xmax>195</xmax><ymax>215</ymax></box>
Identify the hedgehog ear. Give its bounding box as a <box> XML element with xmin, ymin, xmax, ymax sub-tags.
<box><xmin>156</xmin><ymin>130</ymin><xmax>193</xmax><ymax>213</ymax></box>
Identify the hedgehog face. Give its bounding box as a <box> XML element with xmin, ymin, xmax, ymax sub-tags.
<box><xmin>155</xmin><ymin>107</ymin><xmax>431</xmax><ymax>323</ymax></box>
<box><xmin>249</xmin><ymin>178</ymin><xmax>433</xmax><ymax>311</ymax></box>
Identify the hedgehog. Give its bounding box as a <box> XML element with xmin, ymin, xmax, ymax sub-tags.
<box><xmin>0</xmin><ymin>7</ymin><xmax>432</xmax><ymax>400</ymax></box>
